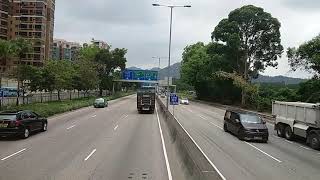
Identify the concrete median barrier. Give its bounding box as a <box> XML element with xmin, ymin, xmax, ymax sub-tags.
<box><xmin>156</xmin><ymin>96</ymin><xmax>225</xmax><ymax>180</ymax></box>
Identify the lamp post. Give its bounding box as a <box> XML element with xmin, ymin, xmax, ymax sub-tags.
<box><xmin>152</xmin><ymin>3</ymin><xmax>191</xmax><ymax>109</ymax></box>
<box><xmin>152</xmin><ymin>56</ymin><xmax>161</xmax><ymax>70</ymax></box>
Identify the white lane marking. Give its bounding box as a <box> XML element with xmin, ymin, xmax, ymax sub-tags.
<box><xmin>84</xmin><ymin>149</ymin><xmax>96</xmax><ymax>161</ymax></box>
<box><xmin>245</xmin><ymin>142</ymin><xmax>282</xmax><ymax>163</ymax></box>
<box><xmin>172</xmin><ymin>113</ymin><xmax>226</xmax><ymax>180</ymax></box>
<box><xmin>209</xmin><ymin>122</ymin><xmax>223</xmax><ymax>130</ymax></box>
<box><xmin>67</xmin><ymin>125</ymin><xmax>76</xmax><ymax>130</ymax></box>
<box><xmin>198</xmin><ymin>114</ymin><xmax>223</xmax><ymax>130</ymax></box>
<box><xmin>299</xmin><ymin>146</ymin><xmax>311</xmax><ymax>150</ymax></box>
<box><xmin>155</xmin><ymin>104</ymin><xmax>173</xmax><ymax>180</ymax></box>
<box><xmin>114</xmin><ymin>125</ymin><xmax>119</xmax><ymax>131</ymax></box>
<box><xmin>1</xmin><ymin>148</ymin><xmax>27</xmax><ymax>161</ymax></box>
<box><xmin>285</xmin><ymin>140</ymin><xmax>294</xmax><ymax>144</ymax></box>
<box><xmin>91</xmin><ymin>115</ymin><xmax>97</xmax><ymax>118</ymax></box>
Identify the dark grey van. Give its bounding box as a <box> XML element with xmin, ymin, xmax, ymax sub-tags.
<box><xmin>223</xmin><ymin>109</ymin><xmax>269</xmax><ymax>143</ymax></box>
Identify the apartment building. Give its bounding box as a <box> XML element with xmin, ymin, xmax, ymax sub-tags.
<box><xmin>0</xmin><ymin>0</ymin><xmax>9</xmax><ymax>40</ymax></box>
<box><xmin>0</xmin><ymin>0</ymin><xmax>55</xmax><ymax>73</ymax></box>
<box><xmin>52</xmin><ymin>39</ymin><xmax>81</xmax><ymax>61</ymax></box>
<box><xmin>91</xmin><ymin>39</ymin><xmax>109</xmax><ymax>49</ymax></box>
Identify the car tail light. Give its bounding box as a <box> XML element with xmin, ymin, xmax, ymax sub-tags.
<box><xmin>14</xmin><ymin>120</ymin><xmax>22</xmax><ymax>127</ymax></box>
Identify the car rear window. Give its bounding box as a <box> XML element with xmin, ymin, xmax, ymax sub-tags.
<box><xmin>95</xmin><ymin>99</ymin><xmax>104</xmax><ymax>103</ymax></box>
<box><xmin>0</xmin><ymin>114</ymin><xmax>17</xmax><ymax>121</ymax></box>
<box><xmin>240</xmin><ymin>114</ymin><xmax>262</xmax><ymax>124</ymax></box>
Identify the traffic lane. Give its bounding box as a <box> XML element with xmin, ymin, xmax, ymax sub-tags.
<box><xmin>0</xmin><ymin>94</ymin><xmax>134</xmax><ymax>154</ymax></box>
<box><xmin>175</xmin><ymin>102</ymin><xmax>320</xmax><ymax>180</ymax></box>
<box><xmin>0</xmin><ymin>95</ymin><xmax>170</xmax><ymax>180</ymax></box>
<box><xmin>182</xmin><ymin>101</ymin><xmax>320</xmax><ymax>158</ymax></box>
<box><xmin>170</xmin><ymin>104</ymin><xmax>288</xmax><ymax>180</ymax></box>
<box><xmin>87</xmin><ymin>104</ymin><xmax>169</xmax><ymax>180</ymax></box>
<box><xmin>0</xmin><ymin>96</ymin><xmax>135</xmax><ymax>180</ymax></box>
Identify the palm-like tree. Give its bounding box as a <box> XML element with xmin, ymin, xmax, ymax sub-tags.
<box><xmin>0</xmin><ymin>39</ymin><xmax>16</xmax><ymax>88</ymax></box>
<box><xmin>11</xmin><ymin>38</ymin><xmax>32</xmax><ymax>105</ymax></box>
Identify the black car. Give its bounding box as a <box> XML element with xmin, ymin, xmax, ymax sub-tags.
<box><xmin>223</xmin><ymin>109</ymin><xmax>269</xmax><ymax>142</ymax></box>
<box><xmin>0</xmin><ymin>110</ymin><xmax>48</xmax><ymax>139</ymax></box>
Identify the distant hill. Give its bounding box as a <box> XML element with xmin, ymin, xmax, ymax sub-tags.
<box><xmin>129</xmin><ymin>62</ymin><xmax>306</xmax><ymax>84</ymax></box>
<box><xmin>158</xmin><ymin>62</ymin><xmax>181</xmax><ymax>80</ymax></box>
<box><xmin>252</xmin><ymin>75</ymin><xmax>306</xmax><ymax>85</ymax></box>
<box><xmin>150</xmin><ymin>67</ymin><xmax>161</xmax><ymax>71</ymax></box>
<box><xmin>127</xmin><ymin>66</ymin><xmax>143</xmax><ymax>71</ymax></box>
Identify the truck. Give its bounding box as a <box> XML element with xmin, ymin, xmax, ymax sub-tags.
<box><xmin>137</xmin><ymin>86</ymin><xmax>156</xmax><ymax>114</ymax></box>
<box><xmin>273</xmin><ymin>101</ymin><xmax>320</xmax><ymax>149</ymax></box>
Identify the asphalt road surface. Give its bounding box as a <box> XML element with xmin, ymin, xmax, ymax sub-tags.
<box><xmin>0</xmin><ymin>95</ymin><xmax>170</xmax><ymax>180</ymax></box>
<box><xmin>161</xmin><ymin>97</ymin><xmax>320</xmax><ymax>180</ymax></box>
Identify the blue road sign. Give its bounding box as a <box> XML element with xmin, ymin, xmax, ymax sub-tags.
<box><xmin>122</xmin><ymin>69</ymin><xmax>158</xmax><ymax>81</ymax></box>
<box><xmin>170</xmin><ymin>93</ymin><xmax>179</xmax><ymax>105</ymax></box>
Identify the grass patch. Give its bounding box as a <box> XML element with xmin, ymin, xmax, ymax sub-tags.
<box><xmin>1</xmin><ymin>91</ymin><xmax>134</xmax><ymax>118</ymax></box>
<box><xmin>177</xmin><ymin>91</ymin><xmax>196</xmax><ymax>100</ymax></box>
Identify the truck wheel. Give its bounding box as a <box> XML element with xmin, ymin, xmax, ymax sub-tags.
<box><xmin>284</xmin><ymin>126</ymin><xmax>294</xmax><ymax>140</ymax></box>
<box><xmin>308</xmin><ymin>133</ymin><xmax>320</xmax><ymax>150</ymax></box>
<box><xmin>276</xmin><ymin>124</ymin><xmax>285</xmax><ymax>137</ymax></box>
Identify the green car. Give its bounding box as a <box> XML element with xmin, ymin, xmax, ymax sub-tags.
<box><xmin>93</xmin><ymin>98</ymin><xmax>108</xmax><ymax>108</ymax></box>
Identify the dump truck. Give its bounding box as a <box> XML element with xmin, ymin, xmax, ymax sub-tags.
<box><xmin>273</xmin><ymin>101</ymin><xmax>320</xmax><ymax>149</ymax></box>
<box><xmin>137</xmin><ymin>86</ymin><xmax>156</xmax><ymax>114</ymax></box>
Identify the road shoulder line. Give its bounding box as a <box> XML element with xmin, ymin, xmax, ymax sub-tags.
<box><xmin>171</xmin><ymin>114</ymin><xmax>226</xmax><ymax>180</ymax></box>
<box><xmin>155</xmin><ymin>104</ymin><xmax>173</xmax><ymax>180</ymax></box>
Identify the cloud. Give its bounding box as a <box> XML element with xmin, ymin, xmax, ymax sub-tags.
<box><xmin>54</xmin><ymin>0</ymin><xmax>318</xmax><ymax>78</ymax></box>
<box><xmin>282</xmin><ymin>0</ymin><xmax>320</xmax><ymax>11</ymax></box>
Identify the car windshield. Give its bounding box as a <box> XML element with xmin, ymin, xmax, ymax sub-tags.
<box><xmin>95</xmin><ymin>99</ymin><xmax>104</xmax><ymax>103</ymax></box>
<box><xmin>0</xmin><ymin>114</ymin><xmax>16</xmax><ymax>120</ymax></box>
<box><xmin>240</xmin><ymin>114</ymin><xmax>262</xmax><ymax>124</ymax></box>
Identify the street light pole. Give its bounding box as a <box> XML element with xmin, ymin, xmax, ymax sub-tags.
<box><xmin>167</xmin><ymin>7</ymin><xmax>173</xmax><ymax>110</ymax></box>
<box><xmin>152</xmin><ymin>3</ymin><xmax>191</xmax><ymax>110</ymax></box>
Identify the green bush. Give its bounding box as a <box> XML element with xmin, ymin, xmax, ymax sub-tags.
<box><xmin>2</xmin><ymin>91</ymin><xmax>134</xmax><ymax>118</ymax></box>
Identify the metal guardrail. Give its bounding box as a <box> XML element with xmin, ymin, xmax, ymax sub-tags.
<box><xmin>0</xmin><ymin>91</ymin><xmax>110</xmax><ymax>107</ymax></box>
<box><xmin>156</xmin><ymin>96</ymin><xmax>224</xmax><ymax>180</ymax></box>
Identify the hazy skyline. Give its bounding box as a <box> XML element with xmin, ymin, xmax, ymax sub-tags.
<box><xmin>54</xmin><ymin>0</ymin><xmax>320</xmax><ymax>78</ymax></box>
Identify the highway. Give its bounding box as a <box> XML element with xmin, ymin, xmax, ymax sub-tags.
<box><xmin>162</xmin><ymin>97</ymin><xmax>320</xmax><ymax>180</ymax></box>
<box><xmin>0</xmin><ymin>95</ymin><xmax>170</xmax><ymax>180</ymax></box>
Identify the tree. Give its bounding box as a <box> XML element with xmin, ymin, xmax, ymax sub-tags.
<box><xmin>78</xmin><ymin>45</ymin><xmax>101</xmax><ymax>62</ymax></box>
<box><xmin>42</xmin><ymin>60</ymin><xmax>75</xmax><ymax>100</ymax></box>
<box><xmin>94</xmin><ymin>48</ymin><xmax>127</xmax><ymax>95</ymax></box>
<box><xmin>181</xmin><ymin>42</ymin><xmax>242</xmax><ymax>103</ymax></box>
<box><xmin>0</xmin><ymin>39</ymin><xmax>16</xmax><ymax>87</ymax></box>
<box><xmin>73</xmin><ymin>58</ymin><xmax>99</xmax><ymax>93</ymax></box>
<box><xmin>287</xmin><ymin>35</ymin><xmax>320</xmax><ymax>76</ymax></box>
<box><xmin>11</xmin><ymin>38</ymin><xmax>32</xmax><ymax>105</ymax></box>
<box><xmin>212</xmin><ymin>5</ymin><xmax>283</xmax><ymax>105</ymax></box>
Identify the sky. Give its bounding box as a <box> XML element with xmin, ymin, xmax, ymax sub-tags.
<box><xmin>54</xmin><ymin>0</ymin><xmax>320</xmax><ymax>79</ymax></box>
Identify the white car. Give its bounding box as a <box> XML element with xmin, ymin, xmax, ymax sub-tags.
<box><xmin>180</xmin><ymin>98</ymin><xmax>189</xmax><ymax>105</ymax></box>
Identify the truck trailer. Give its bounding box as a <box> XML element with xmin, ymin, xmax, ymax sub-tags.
<box><xmin>273</xmin><ymin>101</ymin><xmax>320</xmax><ymax>149</ymax></box>
<box><xmin>137</xmin><ymin>86</ymin><xmax>156</xmax><ymax>114</ymax></box>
